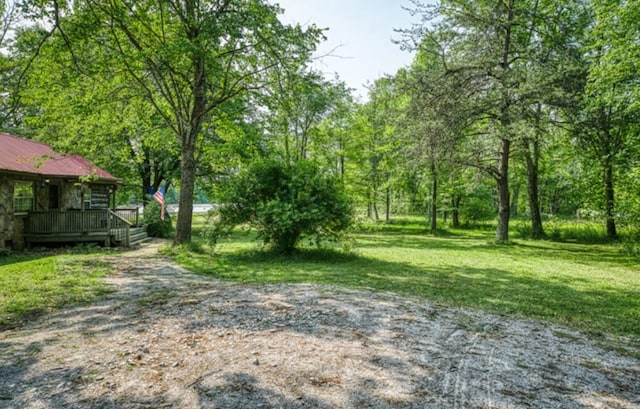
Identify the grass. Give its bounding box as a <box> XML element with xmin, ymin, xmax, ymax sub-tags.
<box><xmin>2</xmin><ymin>215</ymin><xmax>638</xmax><ymax>353</ymax></box>
<box><xmin>0</xmin><ymin>251</ymin><xmax>112</xmax><ymax>328</ymax></box>
<box><xmin>165</xmin><ymin>217</ymin><xmax>640</xmax><ymax>342</ymax></box>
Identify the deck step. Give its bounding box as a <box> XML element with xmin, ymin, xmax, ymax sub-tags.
<box><xmin>110</xmin><ymin>226</ymin><xmax>150</xmax><ymax>247</ymax></box>
<box><xmin>128</xmin><ymin>227</ymin><xmax>149</xmax><ymax>247</ymax></box>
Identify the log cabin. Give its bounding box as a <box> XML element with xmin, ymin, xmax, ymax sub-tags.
<box><xmin>0</xmin><ymin>133</ymin><xmax>144</xmax><ymax>249</ymax></box>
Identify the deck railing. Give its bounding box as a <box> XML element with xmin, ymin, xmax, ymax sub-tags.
<box><xmin>109</xmin><ymin>210</ymin><xmax>133</xmax><ymax>245</ymax></box>
<box><xmin>26</xmin><ymin>208</ymin><xmax>140</xmax><ymax>246</ymax></box>
<box><xmin>113</xmin><ymin>208</ymin><xmax>141</xmax><ymax>226</ymax></box>
<box><xmin>27</xmin><ymin>210</ymin><xmax>111</xmax><ymax>235</ymax></box>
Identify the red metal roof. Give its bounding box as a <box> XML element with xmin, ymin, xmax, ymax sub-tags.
<box><xmin>0</xmin><ymin>133</ymin><xmax>120</xmax><ymax>183</ymax></box>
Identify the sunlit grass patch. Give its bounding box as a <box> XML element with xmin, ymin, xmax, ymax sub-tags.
<box><xmin>0</xmin><ymin>253</ymin><xmax>112</xmax><ymax>328</ymax></box>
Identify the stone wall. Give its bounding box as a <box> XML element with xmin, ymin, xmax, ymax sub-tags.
<box><xmin>62</xmin><ymin>182</ymin><xmax>83</xmax><ymax>210</ymax></box>
<box><xmin>0</xmin><ymin>175</ymin><xmax>14</xmax><ymax>247</ymax></box>
<box><xmin>12</xmin><ymin>216</ymin><xmax>25</xmax><ymax>250</ymax></box>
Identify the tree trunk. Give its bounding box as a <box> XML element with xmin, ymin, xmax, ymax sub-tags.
<box><xmin>510</xmin><ymin>183</ymin><xmax>519</xmax><ymax>217</ymax></box>
<box><xmin>385</xmin><ymin>186</ymin><xmax>391</xmax><ymax>223</ymax></box>
<box><xmin>175</xmin><ymin>142</ymin><xmax>196</xmax><ymax>244</ymax></box>
<box><xmin>495</xmin><ymin>0</ymin><xmax>514</xmax><ymax>243</ymax></box>
<box><xmin>452</xmin><ymin>195</ymin><xmax>461</xmax><ymax>228</ymax></box>
<box><xmin>141</xmin><ymin>165</ymin><xmax>151</xmax><ymax>206</ymax></box>
<box><xmin>371</xmin><ymin>175</ymin><xmax>380</xmax><ymax>221</ymax></box>
<box><xmin>496</xmin><ymin>138</ymin><xmax>511</xmax><ymax>242</ymax></box>
<box><xmin>175</xmin><ymin>6</ymin><xmax>205</xmax><ymax>244</ymax></box>
<box><xmin>524</xmin><ymin>137</ymin><xmax>545</xmax><ymax>239</ymax></box>
<box><xmin>430</xmin><ymin>162</ymin><xmax>437</xmax><ymax>233</ymax></box>
<box><xmin>603</xmin><ymin>157</ymin><xmax>617</xmax><ymax>239</ymax></box>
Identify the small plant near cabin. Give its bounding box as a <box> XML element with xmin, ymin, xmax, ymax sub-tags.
<box><xmin>0</xmin><ymin>248</ymin><xmax>12</xmax><ymax>257</ymax></box>
<box><xmin>143</xmin><ymin>201</ymin><xmax>173</xmax><ymax>238</ymax></box>
<box><xmin>208</xmin><ymin>159</ymin><xmax>354</xmax><ymax>254</ymax></box>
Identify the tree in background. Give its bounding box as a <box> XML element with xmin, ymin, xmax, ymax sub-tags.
<box><xmin>402</xmin><ymin>0</ymin><xmax>594</xmax><ymax>241</ymax></box>
<box><xmin>402</xmin><ymin>37</ymin><xmax>471</xmax><ymax>232</ymax></box>
<box><xmin>0</xmin><ymin>0</ymin><xmax>21</xmax><ymax>132</ymax></box>
<box><xmin>575</xmin><ymin>0</ymin><xmax>640</xmax><ymax>239</ymax></box>
<box><xmin>262</xmin><ymin>68</ymin><xmax>350</xmax><ymax>163</ymax></box>
<box><xmin>352</xmin><ymin>75</ymin><xmax>405</xmax><ymax>222</ymax></box>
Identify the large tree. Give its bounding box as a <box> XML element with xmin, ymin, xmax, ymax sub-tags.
<box><xmin>353</xmin><ymin>76</ymin><xmax>404</xmax><ymax>222</ymax></box>
<box><xmin>577</xmin><ymin>0</ymin><xmax>640</xmax><ymax>238</ymax></box>
<box><xmin>404</xmin><ymin>0</ymin><xmax>590</xmax><ymax>241</ymax></box>
<box><xmin>403</xmin><ymin>38</ymin><xmax>472</xmax><ymax>232</ymax></box>
<box><xmin>260</xmin><ymin>68</ymin><xmax>351</xmax><ymax>164</ymax></box>
<box><xmin>24</xmin><ymin>0</ymin><xmax>323</xmax><ymax>243</ymax></box>
<box><xmin>8</xmin><ymin>22</ymin><xmax>179</xmax><ymax>202</ymax></box>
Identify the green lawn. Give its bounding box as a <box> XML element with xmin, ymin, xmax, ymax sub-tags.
<box><xmin>2</xmin><ymin>218</ymin><xmax>638</xmax><ymax>349</ymax></box>
<box><xmin>167</xmin><ymin>218</ymin><xmax>640</xmax><ymax>341</ymax></box>
<box><xmin>0</xmin><ymin>252</ymin><xmax>112</xmax><ymax>328</ymax></box>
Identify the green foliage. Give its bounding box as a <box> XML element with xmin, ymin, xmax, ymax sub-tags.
<box><xmin>209</xmin><ymin>159</ymin><xmax>354</xmax><ymax>254</ymax></box>
<box><xmin>0</xmin><ymin>247</ymin><xmax>12</xmax><ymax>257</ymax></box>
<box><xmin>460</xmin><ymin>188</ymin><xmax>496</xmax><ymax>224</ymax></box>
<box><xmin>15</xmin><ymin>0</ymin><xmax>327</xmax><ymax>244</ymax></box>
<box><xmin>143</xmin><ymin>201</ymin><xmax>173</xmax><ymax>239</ymax></box>
<box><xmin>514</xmin><ymin>219</ymin><xmax>610</xmax><ymax>243</ymax></box>
<box><xmin>622</xmin><ymin>228</ymin><xmax>640</xmax><ymax>258</ymax></box>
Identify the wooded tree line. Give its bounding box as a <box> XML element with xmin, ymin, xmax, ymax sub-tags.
<box><xmin>1</xmin><ymin>0</ymin><xmax>638</xmax><ymax>244</ymax></box>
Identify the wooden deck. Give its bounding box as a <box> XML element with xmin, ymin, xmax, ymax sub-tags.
<box><xmin>25</xmin><ymin>208</ymin><xmax>142</xmax><ymax>247</ymax></box>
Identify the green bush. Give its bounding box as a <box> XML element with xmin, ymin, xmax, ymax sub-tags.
<box><xmin>621</xmin><ymin>227</ymin><xmax>640</xmax><ymax>258</ymax></box>
<box><xmin>143</xmin><ymin>201</ymin><xmax>173</xmax><ymax>238</ymax></box>
<box><xmin>460</xmin><ymin>188</ymin><xmax>496</xmax><ymax>225</ymax></box>
<box><xmin>209</xmin><ymin>159</ymin><xmax>354</xmax><ymax>254</ymax></box>
<box><xmin>0</xmin><ymin>248</ymin><xmax>12</xmax><ymax>257</ymax></box>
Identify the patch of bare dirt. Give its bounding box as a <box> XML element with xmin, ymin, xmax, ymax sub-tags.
<box><xmin>1</xmin><ymin>240</ymin><xmax>639</xmax><ymax>408</ymax></box>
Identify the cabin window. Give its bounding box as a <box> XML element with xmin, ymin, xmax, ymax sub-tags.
<box><xmin>14</xmin><ymin>181</ymin><xmax>34</xmax><ymax>213</ymax></box>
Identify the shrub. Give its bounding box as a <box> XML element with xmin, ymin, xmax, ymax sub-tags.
<box><xmin>143</xmin><ymin>201</ymin><xmax>173</xmax><ymax>238</ymax></box>
<box><xmin>621</xmin><ymin>227</ymin><xmax>640</xmax><ymax>258</ymax></box>
<box><xmin>460</xmin><ymin>188</ymin><xmax>496</xmax><ymax>224</ymax></box>
<box><xmin>0</xmin><ymin>248</ymin><xmax>12</xmax><ymax>257</ymax></box>
<box><xmin>210</xmin><ymin>159</ymin><xmax>354</xmax><ymax>254</ymax></box>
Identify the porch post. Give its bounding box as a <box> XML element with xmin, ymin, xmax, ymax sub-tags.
<box><xmin>105</xmin><ymin>208</ymin><xmax>111</xmax><ymax>247</ymax></box>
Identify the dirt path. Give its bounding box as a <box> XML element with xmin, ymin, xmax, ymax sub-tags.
<box><xmin>1</xmin><ymin>241</ymin><xmax>639</xmax><ymax>408</ymax></box>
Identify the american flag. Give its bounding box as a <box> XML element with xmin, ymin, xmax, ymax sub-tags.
<box><xmin>152</xmin><ymin>184</ymin><xmax>167</xmax><ymax>221</ymax></box>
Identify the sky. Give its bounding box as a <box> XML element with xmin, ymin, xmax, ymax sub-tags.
<box><xmin>273</xmin><ymin>0</ymin><xmax>421</xmax><ymax>100</ymax></box>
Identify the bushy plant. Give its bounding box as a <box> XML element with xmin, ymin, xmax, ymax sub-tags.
<box><xmin>143</xmin><ymin>201</ymin><xmax>173</xmax><ymax>238</ymax></box>
<box><xmin>621</xmin><ymin>226</ymin><xmax>640</xmax><ymax>258</ymax></box>
<box><xmin>460</xmin><ymin>188</ymin><xmax>496</xmax><ymax>225</ymax></box>
<box><xmin>0</xmin><ymin>248</ymin><xmax>12</xmax><ymax>257</ymax></box>
<box><xmin>210</xmin><ymin>159</ymin><xmax>354</xmax><ymax>254</ymax></box>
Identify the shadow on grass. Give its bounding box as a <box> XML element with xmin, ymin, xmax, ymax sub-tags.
<box><xmin>0</xmin><ymin>253</ymin><xmax>49</xmax><ymax>267</ymax></box>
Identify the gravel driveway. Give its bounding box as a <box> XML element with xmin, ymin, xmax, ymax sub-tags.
<box><xmin>1</xmin><ymin>241</ymin><xmax>639</xmax><ymax>408</ymax></box>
